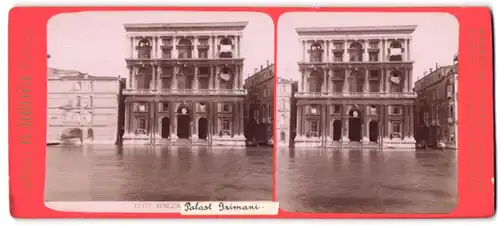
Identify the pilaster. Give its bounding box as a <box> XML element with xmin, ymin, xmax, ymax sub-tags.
<box><xmin>341</xmin><ymin>104</ymin><xmax>349</xmax><ymax>142</ymax></box>
<box><xmin>192</xmin><ymin>101</ymin><xmax>198</xmax><ymax>140</ymax></box>
<box><xmin>363</xmin><ymin>68</ymin><xmax>369</xmax><ymax>93</ymax></box>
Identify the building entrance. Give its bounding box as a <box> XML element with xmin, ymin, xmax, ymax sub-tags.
<box><xmin>348</xmin><ymin>109</ymin><xmax>362</xmax><ymax>142</ymax></box>
<box><xmin>177</xmin><ymin>106</ymin><xmax>191</xmax><ymax>139</ymax></box>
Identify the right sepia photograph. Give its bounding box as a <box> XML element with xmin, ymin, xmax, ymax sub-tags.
<box><xmin>276</xmin><ymin>12</ymin><xmax>459</xmax><ymax>213</ymax></box>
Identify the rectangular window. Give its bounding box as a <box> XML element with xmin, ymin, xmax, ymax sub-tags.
<box><xmin>222</xmin><ymin>104</ymin><xmax>230</xmax><ymax>112</ymax></box>
<box><xmin>310</xmin><ymin>121</ymin><xmax>319</xmax><ymax>136</ymax></box>
<box><xmin>138</xmin><ymin>118</ymin><xmax>147</xmax><ymax>133</ymax></box>
<box><xmin>392</xmin><ymin>106</ymin><xmax>401</xmax><ymax>115</ymax></box>
<box><xmin>199</xmin><ymin>50</ymin><xmax>208</xmax><ymax>59</ymax></box>
<box><xmin>393</xmin><ymin>122</ymin><xmax>401</xmax><ymax>133</ymax></box>
<box><xmin>222</xmin><ymin>119</ymin><xmax>231</xmax><ymax>131</ymax></box>
<box><xmin>310</xmin><ymin>105</ymin><xmax>318</xmax><ymax>114</ymax></box>
<box><xmin>334</xmin><ymin>105</ymin><xmax>341</xmax><ymax>114</ymax></box>
<box><xmin>334</xmin><ymin>54</ymin><xmax>343</xmax><ymax>62</ymax></box>
<box><xmin>76</xmin><ymin>96</ymin><xmax>81</xmax><ymax>107</ymax></box>
<box><xmin>162</xmin><ymin>102</ymin><xmax>169</xmax><ymax>112</ymax></box>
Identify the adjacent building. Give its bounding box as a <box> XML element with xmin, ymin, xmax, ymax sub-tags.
<box><xmin>293</xmin><ymin>25</ymin><xmax>417</xmax><ymax>149</ymax></box>
<box><xmin>47</xmin><ymin>67</ymin><xmax>122</xmax><ymax>144</ymax></box>
<box><xmin>414</xmin><ymin>54</ymin><xmax>458</xmax><ymax>149</ymax></box>
<box><xmin>122</xmin><ymin>22</ymin><xmax>248</xmax><ymax>146</ymax></box>
<box><xmin>276</xmin><ymin>77</ymin><xmax>297</xmax><ymax>147</ymax></box>
<box><xmin>243</xmin><ymin>61</ymin><xmax>274</xmax><ymax>144</ymax></box>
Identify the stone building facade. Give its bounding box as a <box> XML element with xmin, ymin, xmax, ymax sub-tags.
<box><xmin>414</xmin><ymin>54</ymin><xmax>458</xmax><ymax>149</ymax></box>
<box><xmin>276</xmin><ymin>77</ymin><xmax>296</xmax><ymax>147</ymax></box>
<box><xmin>243</xmin><ymin>62</ymin><xmax>274</xmax><ymax>143</ymax></box>
<box><xmin>47</xmin><ymin>67</ymin><xmax>122</xmax><ymax>144</ymax></box>
<box><xmin>122</xmin><ymin>22</ymin><xmax>247</xmax><ymax>146</ymax></box>
<box><xmin>293</xmin><ymin>25</ymin><xmax>417</xmax><ymax>149</ymax></box>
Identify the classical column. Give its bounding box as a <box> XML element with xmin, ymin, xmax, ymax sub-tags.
<box><xmin>128</xmin><ymin>66</ymin><xmax>133</xmax><ymax>89</ymax></box>
<box><xmin>169</xmin><ymin>101</ymin><xmax>176</xmax><ymax>139</ymax></box>
<box><xmin>239</xmin><ymin>102</ymin><xmax>244</xmax><ymax>135</ymax></box>
<box><xmin>172</xmin><ymin>36</ymin><xmax>178</xmax><ymax>58</ymax></box>
<box><xmin>328</xmin><ymin>69</ymin><xmax>334</xmax><ymax>93</ymax></box>
<box><xmin>322</xmin><ymin>69</ymin><xmax>327</xmax><ymax>92</ymax></box>
<box><xmin>212</xmin><ymin>35</ymin><xmax>217</xmax><ymax>58</ymax></box>
<box><xmin>156</xmin><ymin>102</ymin><xmax>161</xmax><ymax>137</ymax></box>
<box><xmin>129</xmin><ymin>36</ymin><xmax>134</xmax><ymax>58</ymax></box>
<box><xmin>384</xmin><ymin>105</ymin><xmax>389</xmax><ymax>138</ymax></box>
<box><xmin>153</xmin><ymin>37</ymin><xmax>158</xmax><ymax>59</ymax></box>
<box><xmin>343</xmin><ymin>69</ymin><xmax>349</xmax><ymax>93</ymax></box>
<box><xmin>209</xmin><ymin>66</ymin><xmax>214</xmax><ymax>89</ymax></box>
<box><xmin>385</xmin><ymin>68</ymin><xmax>390</xmax><ymax>93</ymax></box>
<box><xmin>296</xmin><ymin>104</ymin><xmax>302</xmax><ymax>137</ymax></box>
<box><xmin>236</xmin><ymin>35</ymin><xmax>241</xmax><ymax>58</ymax></box>
<box><xmin>302</xmin><ymin>40</ymin><xmax>306</xmax><ymax>61</ymax></box>
<box><xmin>363</xmin><ymin>41</ymin><xmax>368</xmax><ymax>62</ymax></box>
<box><xmin>381</xmin><ymin>39</ymin><xmax>386</xmax><ymax>62</ymax></box>
<box><xmin>215</xmin><ymin>66</ymin><xmax>220</xmax><ymax>89</ymax></box>
<box><xmin>156</xmin><ymin>66</ymin><xmax>161</xmax><ymax>89</ymax></box>
<box><xmin>193</xmin><ymin>37</ymin><xmax>198</xmax><ymax>59</ymax></box>
<box><xmin>233</xmin><ymin>66</ymin><xmax>238</xmax><ymax>90</ymax></box>
<box><xmin>239</xmin><ymin>65</ymin><xmax>244</xmax><ymax>89</ymax></box>
<box><xmin>124</xmin><ymin>101</ymin><xmax>130</xmax><ymax>134</ymax></box>
<box><xmin>364</xmin><ymin>68</ymin><xmax>369</xmax><ymax>93</ymax></box>
<box><xmin>409</xmin><ymin>105</ymin><xmax>415</xmax><ymax>138</ymax></box>
<box><xmin>379</xmin><ymin>69</ymin><xmax>384</xmax><ymax>92</ymax></box>
<box><xmin>325</xmin><ymin>104</ymin><xmax>330</xmax><ymax>139</ymax></box>
<box><xmin>407</xmin><ymin>38</ymin><xmax>411</xmax><ymax>61</ymax></box>
<box><xmin>157</xmin><ymin>36</ymin><xmax>162</xmax><ymax>58</ymax></box>
<box><xmin>343</xmin><ymin>40</ymin><xmax>348</xmax><ymax>62</ymax></box>
<box><xmin>194</xmin><ymin>66</ymin><xmax>199</xmax><ymax>89</ymax></box>
<box><xmin>171</xmin><ymin>66</ymin><xmax>178</xmax><ymax>89</ymax></box>
<box><xmin>323</xmin><ymin>40</ymin><xmax>328</xmax><ymax>62</ymax></box>
<box><xmin>408</xmin><ymin>69</ymin><xmax>413</xmax><ymax>92</ymax></box>
<box><xmin>362</xmin><ymin>105</ymin><xmax>369</xmax><ymax>142</ymax></box>
<box><xmin>132</xmin><ymin>67</ymin><xmax>137</xmax><ymax>89</ymax></box>
<box><xmin>192</xmin><ymin>101</ymin><xmax>198</xmax><ymax>139</ymax></box>
<box><xmin>151</xmin><ymin>64</ymin><xmax>156</xmax><ymax>90</ymax></box>
<box><xmin>341</xmin><ymin>105</ymin><xmax>349</xmax><ymax>142</ymax></box>
<box><xmin>299</xmin><ymin>69</ymin><xmax>304</xmax><ymax>92</ymax></box>
<box><xmin>403</xmin><ymin>69</ymin><xmax>409</xmax><ymax>92</ymax></box>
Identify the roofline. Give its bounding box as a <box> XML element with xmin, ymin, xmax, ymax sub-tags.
<box><xmin>296</xmin><ymin>25</ymin><xmax>417</xmax><ymax>35</ymax></box>
<box><xmin>414</xmin><ymin>65</ymin><xmax>455</xmax><ymax>89</ymax></box>
<box><xmin>124</xmin><ymin>21</ymin><xmax>248</xmax><ymax>31</ymax></box>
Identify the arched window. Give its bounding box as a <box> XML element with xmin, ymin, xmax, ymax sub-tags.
<box><xmin>389</xmin><ymin>41</ymin><xmax>404</xmax><ymax>61</ymax></box>
<box><xmin>349</xmin><ymin>42</ymin><xmax>363</xmax><ymax>62</ymax></box>
<box><xmin>177</xmin><ymin>38</ymin><xmax>193</xmax><ymax>59</ymax></box>
<box><xmin>309</xmin><ymin>42</ymin><xmax>323</xmax><ymax>62</ymax></box>
<box><xmin>308</xmin><ymin>69</ymin><xmax>323</xmax><ymax>92</ymax></box>
<box><xmin>219</xmin><ymin>67</ymin><xmax>233</xmax><ymax>89</ymax></box>
<box><xmin>219</xmin><ymin>38</ymin><xmax>233</xmax><ymax>58</ymax></box>
<box><xmin>136</xmin><ymin>38</ymin><xmax>152</xmax><ymax>59</ymax></box>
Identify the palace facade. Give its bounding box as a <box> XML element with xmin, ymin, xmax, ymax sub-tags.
<box><xmin>414</xmin><ymin>54</ymin><xmax>458</xmax><ymax>149</ymax></box>
<box><xmin>47</xmin><ymin>67</ymin><xmax>122</xmax><ymax>144</ymax></box>
<box><xmin>293</xmin><ymin>25</ymin><xmax>417</xmax><ymax>149</ymax></box>
<box><xmin>243</xmin><ymin>62</ymin><xmax>274</xmax><ymax>144</ymax></box>
<box><xmin>122</xmin><ymin>22</ymin><xmax>247</xmax><ymax>146</ymax></box>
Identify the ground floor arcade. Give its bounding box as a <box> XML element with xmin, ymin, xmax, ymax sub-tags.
<box><xmin>122</xmin><ymin>96</ymin><xmax>245</xmax><ymax>146</ymax></box>
<box><xmin>294</xmin><ymin>100</ymin><xmax>416</xmax><ymax>149</ymax></box>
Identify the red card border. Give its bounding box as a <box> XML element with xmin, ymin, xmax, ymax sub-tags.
<box><xmin>8</xmin><ymin>6</ymin><xmax>495</xmax><ymax>218</ymax></box>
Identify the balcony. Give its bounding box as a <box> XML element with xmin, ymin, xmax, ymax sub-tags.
<box><xmin>123</xmin><ymin>89</ymin><xmax>247</xmax><ymax>96</ymax></box>
<box><xmin>294</xmin><ymin>92</ymin><xmax>417</xmax><ymax>99</ymax></box>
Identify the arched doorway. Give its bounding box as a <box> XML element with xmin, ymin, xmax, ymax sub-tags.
<box><xmin>369</xmin><ymin>121</ymin><xmax>378</xmax><ymax>142</ymax></box>
<box><xmin>161</xmin><ymin>117</ymin><xmax>170</xmax><ymax>139</ymax></box>
<box><xmin>332</xmin><ymin>120</ymin><xmax>342</xmax><ymax>141</ymax></box>
<box><xmin>348</xmin><ymin>109</ymin><xmax>362</xmax><ymax>142</ymax></box>
<box><xmin>198</xmin><ymin>117</ymin><xmax>208</xmax><ymax>140</ymax></box>
<box><xmin>177</xmin><ymin>105</ymin><xmax>191</xmax><ymax>139</ymax></box>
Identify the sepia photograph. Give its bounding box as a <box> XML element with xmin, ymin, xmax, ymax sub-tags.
<box><xmin>45</xmin><ymin>11</ymin><xmax>274</xmax><ymax>206</ymax></box>
<box><xmin>276</xmin><ymin>12</ymin><xmax>458</xmax><ymax>213</ymax></box>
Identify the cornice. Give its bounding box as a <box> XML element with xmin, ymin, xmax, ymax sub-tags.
<box><xmin>124</xmin><ymin>22</ymin><xmax>248</xmax><ymax>32</ymax></box>
<box><xmin>296</xmin><ymin>25</ymin><xmax>417</xmax><ymax>36</ymax></box>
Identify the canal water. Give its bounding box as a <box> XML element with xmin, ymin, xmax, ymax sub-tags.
<box><xmin>45</xmin><ymin>145</ymin><xmax>273</xmax><ymax>202</ymax></box>
<box><xmin>277</xmin><ymin>148</ymin><xmax>458</xmax><ymax>213</ymax></box>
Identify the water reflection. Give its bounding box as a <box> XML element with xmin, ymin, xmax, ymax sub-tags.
<box><xmin>277</xmin><ymin>147</ymin><xmax>457</xmax><ymax>213</ymax></box>
<box><xmin>45</xmin><ymin>145</ymin><xmax>273</xmax><ymax>202</ymax></box>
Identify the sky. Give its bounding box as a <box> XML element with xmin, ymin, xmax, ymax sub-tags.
<box><xmin>277</xmin><ymin>12</ymin><xmax>459</xmax><ymax>82</ymax></box>
<box><xmin>47</xmin><ymin>11</ymin><xmax>274</xmax><ymax>78</ymax></box>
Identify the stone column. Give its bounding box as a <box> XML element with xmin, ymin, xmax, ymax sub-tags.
<box><xmin>239</xmin><ymin>65</ymin><xmax>244</xmax><ymax>89</ymax></box>
<box><xmin>341</xmin><ymin>105</ymin><xmax>349</xmax><ymax>142</ymax></box>
<box><xmin>124</xmin><ymin>101</ymin><xmax>130</xmax><ymax>134</ymax></box>
<box><xmin>233</xmin><ymin>66</ymin><xmax>238</xmax><ymax>90</ymax></box>
<box><xmin>322</xmin><ymin>69</ymin><xmax>327</xmax><ymax>92</ymax></box>
<box><xmin>215</xmin><ymin>66</ymin><xmax>220</xmax><ymax>89</ymax></box>
<box><xmin>153</xmin><ymin>37</ymin><xmax>158</xmax><ymax>59</ymax></box>
<box><xmin>407</xmin><ymin>38</ymin><xmax>411</xmax><ymax>61</ymax></box>
<box><xmin>325</xmin><ymin>104</ymin><xmax>330</xmax><ymax>139</ymax></box>
<box><xmin>409</xmin><ymin>105</ymin><xmax>415</xmax><ymax>139</ymax></box>
<box><xmin>129</xmin><ymin>36</ymin><xmax>134</xmax><ymax>58</ymax></box>
<box><xmin>381</xmin><ymin>39</ymin><xmax>386</xmax><ymax>62</ymax></box>
<box><xmin>132</xmin><ymin>67</ymin><xmax>137</xmax><ymax>89</ymax></box>
<box><xmin>299</xmin><ymin>69</ymin><xmax>304</xmax><ymax>92</ymax></box>
<box><xmin>239</xmin><ymin>102</ymin><xmax>244</xmax><ymax>135</ymax></box>
<box><xmin>343</xmin><ymin>40</ymin><xmax>348</xmax><ymax>62</ymax></box>
<box><xmin>364</xmin><ymin>68</ymin><xmax>369</xmax><ymax>93</ymax></box>
<box><xmin>208</xmin><ymin>36</ymin><xmax>213</xmax><ymax>58</ymax></box>
<box><xmin>194</xmin><ymin>66</ymin><xmax>199</xmax><ymax>89</ymax></box>
<box><xmin>343</xmin><ymin>69</ymin><xmax>349</xmax><ymax>93</ymax></box>
<box><xmin>296</xmin><ymin>104</ymin><xmax>302</xmax><ymax>137</ymax></box>
<box><xmin>172</xmin><ymin>36</ymin><xmax>178</xmax><ymax>58</ymax></box>
<box><xmin>156</xmin><ymin>66</ymin><xmax>161</xmax><ymax>89</ymax></box>
<box><xmin>409</xmin><ymin>69</ymin><xmax>413</xmax><ymax>92</ymax></box>
<box><xmin>363</xmin><ymin>42</ymin><xmax>368</xmax><ymax>62</ymax></box>
<box><xmin>383</xmin><ymin>105</ymin><xmax>389</xmax><ymax>138</ymax></box>
<box><xmin>157</xmin><ymin>36</ymin><xmax>162</xmax><ymax>58</ymax></box>
<box><xmin>151</xmin><ymin>65</ymin><xmax>156</xmax><ymax>90</ymax></box>
<box><xmin>193</xmin><ymin>37</ymin><xmax>198</xmax><ymax>59</ymax></box>
<box><xmin>405</xmin><ymin>106</ymin><xmax>410</xmax><ymax>139</ymax></box>
<box><xmin>213</xmin><ymin>102</ymin><xmax>219</xmax><ymax>135</ymax></box>
<box><xmin>323</xmin><ymin>40</ymin><xmax>328</xmax><ymax>62</ymax></box>
<box><xmin>192</xmin><ymin>101</ymin><xmax>198</xmax><ymax>140</ymax></box>
<box><xmin>379</xmin><ymin>69</ymin><xmax>384</xmax><ymax>92</ymax></box>
<box><xmin>128</xmin><ymin>66</ymin><xmax>133</xmax><ymax>89</ymax></box>
<box><xmin>171</xmin><ymin>66</ymin><xmax>178</xmax><ymax>90</ymax></box>
<box><xmin>404</xmin><ymin>69</ymin><xmax>409</xmax><ymax>92</ymax></box>
<box><xmin>170</xmin><ymin>101</ymin><xmax>177</xmax><ymax>140</ymax></box>
<box><xmin>385</xmin><ymin>68</ymin><xmax>390</xmax><ymax>93</ymax></box>
<box><xmin>302</xmin><ymin>40</ymin><xmax>306</xmax><ymax>61</ymax></box>
<box><xmin>328</xmin><ymin>69</ymin><xmax>334</xmax><ymax>93</ymax></box>
<box><xmin>209</xmin><ymin>66</ymin><xmax>214</xmax><ymax>89</ymax></box>
<box><xmin>362</xmin><ymin>106</ymin><xmax>369</xmax><ymax>142</ymax></box>
<box><xmin>237</xmin><ymin>35</ymin><xmax>241</xmax><ymax>58</ymax></box>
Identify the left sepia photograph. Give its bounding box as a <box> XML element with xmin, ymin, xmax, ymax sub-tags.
<box><xmin>45</xmin><ymin>11</ymin><xmax>275</xmax><ymax>206</ymax></box>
